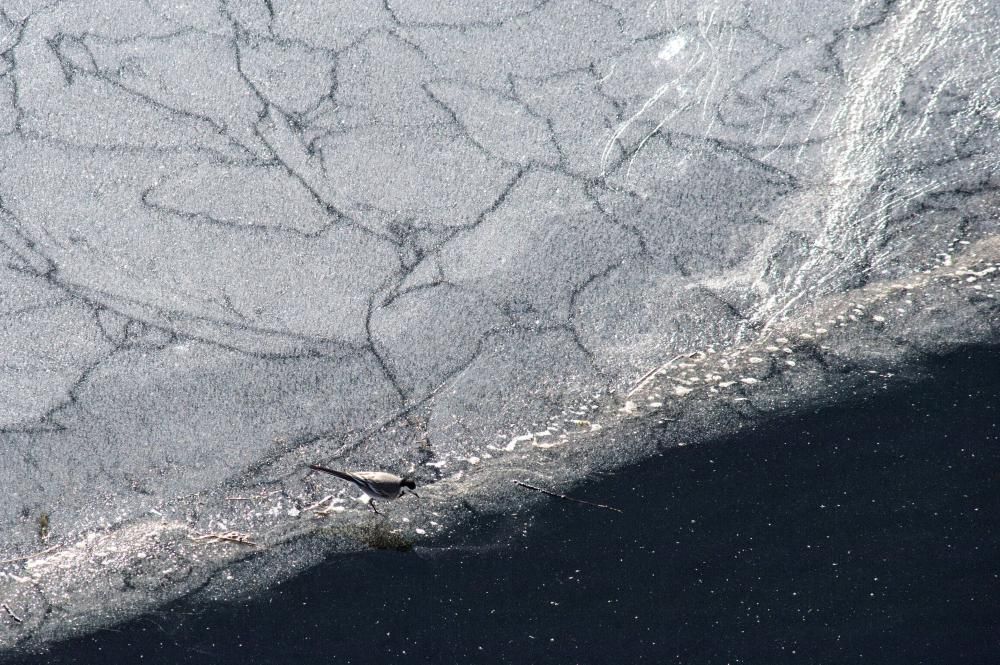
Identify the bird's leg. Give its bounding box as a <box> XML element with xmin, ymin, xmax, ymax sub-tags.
<box><xmin>368</xmin><ymin>498</ymin><xmax>382</xmax><ymax>515</ymax></box>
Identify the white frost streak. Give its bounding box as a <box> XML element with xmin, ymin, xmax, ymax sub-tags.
<box><xmin>760</xmin><ymin>0</ymin><xmax>970</xmax><ymax>332</ymax></box>
<box><xmin>600</xmin><ymin>12</ymin><xmax>727</xmax><ymax>182</ymax></box>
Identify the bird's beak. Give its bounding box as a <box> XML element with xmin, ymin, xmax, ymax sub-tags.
<box><xmin>410</xmin><ymin>490</ymin><xmax>420</xmax><ymax>499</ymax></box>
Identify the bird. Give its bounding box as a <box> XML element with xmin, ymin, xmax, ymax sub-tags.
<box><xmin>308</xmin><ymin>465</ymin><xmax>418</xmax><ymax>514</ymax></box>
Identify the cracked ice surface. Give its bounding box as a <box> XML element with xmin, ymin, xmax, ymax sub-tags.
<box><xmin>1</xmin><ymin>0</ymin><xmax>999</xmax><ymax>653</ymax></box>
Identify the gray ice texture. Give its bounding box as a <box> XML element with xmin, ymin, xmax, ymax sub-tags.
<box><xmin>0</xmin><ymin>0</ymin><xmax>999</xmax><ymax>654</ymax></box>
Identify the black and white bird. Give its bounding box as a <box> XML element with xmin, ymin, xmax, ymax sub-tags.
<box><xmin>308</xmin><ymin>465</ymin><xmax>418</xmax><ymax>514</ymax></box>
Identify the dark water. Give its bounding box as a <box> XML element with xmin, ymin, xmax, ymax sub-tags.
<box><xmin>13</xmin><ymin>348</ymin><xmax>1000</xmax><ymax>664</ymax></box>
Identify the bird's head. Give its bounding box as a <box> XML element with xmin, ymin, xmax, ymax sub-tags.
<box><xmin>401</xmin><ymin>477</ymin><xmax>419</xmax><ymax>498</ymax></box>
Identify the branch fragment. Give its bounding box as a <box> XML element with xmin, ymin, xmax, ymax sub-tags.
<box><xmin>191</xmin><ymin>531</ymin><xmax>258</xmax><ymax>547</ymax></box>
<box><xmin>512</xmin><ymin>480</ymin><xmax>623</xmax><ymax>514</ymax></box>
<box><xmin>1</xmin><ymin>603</ymin><xmax>22</xmax><ymax>623</ymax></box>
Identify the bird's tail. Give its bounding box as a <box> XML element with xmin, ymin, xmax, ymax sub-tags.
<box><xmin>309</xmin><ymin>465</ymin><xmax>354</xmax><ymax>482</ymax></box>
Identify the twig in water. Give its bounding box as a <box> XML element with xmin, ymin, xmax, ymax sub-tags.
<box><xmin>626</xmin><ymin>353</ymin><xmax>684</xmax><ymax>398</ymax></box>
<box><xmin>512</xmin><ymin>480</ymin><xmax>623</xmax><ymax>514</ymax></box>
<box><xmin>2</xmin><ymin>603</ymin><xmax>22</xmax><ymax>623</ymax></box>
<box><xmin>0</xmin><ymin>544</ymin><xmax>62</xmax><ymax>566</ymax></box>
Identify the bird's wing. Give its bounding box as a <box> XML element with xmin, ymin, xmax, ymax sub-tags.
<box><xmin>309</xmin><ymin>467</ymin><xmax>401</xmax><ymax>499</ymax></box>
<box><xmin>351</xmin><ymin>472</ymin><xmax>402</xmax><ymax>483</ymax></box>
<box><xmin>350</xmin><ymin>472</ymin><xmax>403</xmax><ymax>498</ymax></box>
